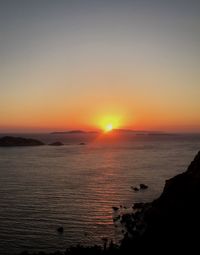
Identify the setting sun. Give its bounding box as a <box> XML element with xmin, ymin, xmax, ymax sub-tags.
<box><xmin>97</xmin><ymin>115</ymin><xmax>121</xmax><ymax>132</ymax></box>
<box><xmin>104</xmin><ymin>123</ymin><xmax>113</xmax><ymax>132</ymax></box>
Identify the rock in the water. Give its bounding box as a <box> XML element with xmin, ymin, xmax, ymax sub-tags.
<box><xmin>49</xmin><ymin>141</ymin><xmax>64</xmax><ymax>146</ymax></box>
<box><xmin>79</xmin><ymin>142</ymin><xmax>86</xmax><ymax>145</ymax></box>
<box><xmin>131</xmin><ymin>186</ymin><xmax>139</xmax><ymax>191</ymax></box>
<box><xmin>57</xmin><ymin>226</ymin><xmax>64</xmax><ymax>233</ymax></box>
<box><xmin>139</xmin><ymin>184</ymin><xmax>148</xmax><ymax>189</ymax></box>
<box><xmin>112</xmin><ymin>206</ymin><xmax>119</xmax><ymax>211</ymax></box>
<box><xmin>0</xmin><ymin>136</ymin><xmax>44</xmax><ymax>146</ymax></box>
<box><xmin>131</xmin><ymin>184</ymin><xmax>148</xmax><ymax>192</ymax></box>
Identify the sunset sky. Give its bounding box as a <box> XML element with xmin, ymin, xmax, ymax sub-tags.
<box><xmin>1</xmin><ymin>0</ymin><xmax>200</xmax><ymax>132</ymax></box>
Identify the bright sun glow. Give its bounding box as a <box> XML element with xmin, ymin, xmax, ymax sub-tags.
<box><xmin>104</xmin><ymin>123</ymin><xmax>113</xmax><ymax>132</ymax></box>
<box><xmin>97</xmin><ymin>115</ymin><xmax>121</xmax><ymax>132</ymax></box>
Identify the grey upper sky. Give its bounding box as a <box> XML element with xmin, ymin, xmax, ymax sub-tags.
<box><xmin>0</xmin><ymin>0</ymin><xmax>200</xmax><ymax>132</ymax></box>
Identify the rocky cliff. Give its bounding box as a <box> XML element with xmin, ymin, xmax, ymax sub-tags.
<box><xmin>123</xmin><ymin>151</ymin><xmax>200</xmax><ymax>253</ymax></box>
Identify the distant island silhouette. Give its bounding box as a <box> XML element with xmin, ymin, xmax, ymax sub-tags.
<box><xmin>0</xmin><ymin>136</ymin><xmax>68</xmax><ymax>147</ymax></box>
<box><xmin>50</xmin><ymin>130</ymin><xmax>99</xmax><ymax>134</ymax></box>
<box><xmin>0</xmin><ymin>136</ymin><xmax>44</xmax><ymax>146</ymax></box>
<box><xmin>50</xmin><ymin>129</ymin><xmax>168</xmax><ymax>135</ymax></box>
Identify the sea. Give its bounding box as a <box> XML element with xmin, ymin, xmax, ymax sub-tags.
<box><xmin>0</xmin><ymin>132</ymin><xmax>200</xmax><ymax>254</ymax></box>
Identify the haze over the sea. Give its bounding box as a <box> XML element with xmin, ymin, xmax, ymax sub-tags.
<box><xmin>1</xmin><ymin>0</ymin><xmax>200</xmax><ymax>133</ymax></box>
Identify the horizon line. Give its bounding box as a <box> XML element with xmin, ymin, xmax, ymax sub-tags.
<box><xmin>0</xmin><ymin>128</ymin><xmax>200</xmax><ymax>135</ymax></box>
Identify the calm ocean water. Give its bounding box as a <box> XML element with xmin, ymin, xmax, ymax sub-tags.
<box><xmin>0</xmin><ymin>133</ymin><xmax>200</xmax><ymax>254</ymax></box>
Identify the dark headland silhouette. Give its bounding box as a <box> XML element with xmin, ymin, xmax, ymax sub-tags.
<box><xmin>0</xmin><ymin>136</ymin><xmax>44</xmax><ymax>146</ymax></box>
<box><xmin>16</xmin><ymin>150</ymin><xmax>200</xmax><ymax>254</ymax></box>
<box><xmin>0</xmin><ymin>136</ymin><xmax>87</xmax><ymax>147</ymax></box>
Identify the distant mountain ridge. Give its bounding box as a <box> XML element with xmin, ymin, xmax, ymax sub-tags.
<box><xmin>50</xmin><ymin>130</ymin><xmax>99</xmax><ymax>134</ymax></box>
<box><xmin>112</xmin><ymin>129</ymin><xmax>164</xmax><ymax>134</ymax></box>
<box><xmin>50</xmin><ymin>129</ymin><xmax>167</xmax><ymax>135</ymax></box>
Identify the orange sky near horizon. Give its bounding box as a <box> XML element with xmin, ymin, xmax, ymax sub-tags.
<box><xmin>1</xmin><ymin>1</ymin><xmax>200</xmax><ymax>133</ymax></box>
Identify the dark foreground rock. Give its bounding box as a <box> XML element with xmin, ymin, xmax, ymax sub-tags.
<box><xmin>18</xmin><ymin>151</ymin><xmax>200</xmax><ymax>254</ymax></box>
<box><xmin>0</xmin><ymin>136</ymin><xmax>44</xmax><ymax>146</ymax></box>
<box><xmin>121</xmin><ymin>150</ymin><xmax>200</xmax><ymax>253</ymax></box>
